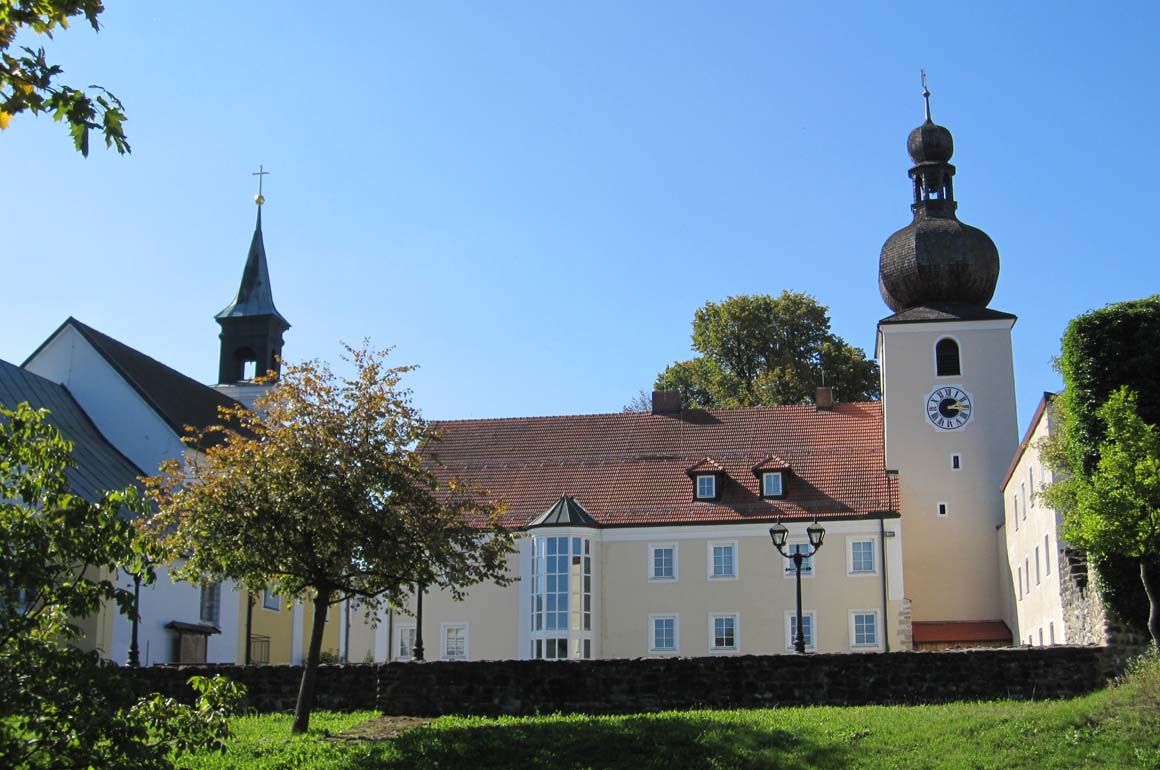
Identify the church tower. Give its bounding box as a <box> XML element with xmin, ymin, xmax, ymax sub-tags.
<box><xmin>215</xmin><ymin>180</ymin><xmax>290</xmax><ymax>388</ymax></box>
<box><xmin>876</xmin><ymin>83</ymin><xmax>1019</xmax><ymax>633</ymax></box>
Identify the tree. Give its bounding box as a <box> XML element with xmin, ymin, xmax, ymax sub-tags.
<box><xmin>1</xmin><ymin>0</ymin><xmax>129</xmax><ymax>155</ymax></box>
<box><xmin>1042</xmin><ymin>296</ymin><xmax>1160</xmax><ymax>635</ymax></box>
<box><xmin>0</xmin><ymin>402</ymin><xmax>242</xmax><ymax>769</ymax></box>
<box><xmin>1041</xmin><ymin>388</ymin><xmax>1160</xmax><ymax>647</ymax></box>
<box><xmin>651</xmin><ymin>292</ymin><xmax>879</xmax><ymax>408</ymax></box>
<box><xmin>145</xmin><ymin>345</ymin><xmax>515</xmax><ymax>734</ymax></box>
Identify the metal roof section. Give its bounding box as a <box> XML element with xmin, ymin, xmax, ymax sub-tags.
<box><xmin>215</xmin><ymin>207</ymin><xmax>289</xmax><ymax>325</ymax></box>
<box><xmin>527</xmin><ymin>495</ymin><xmax>601</xmax><ymax>529</ymax></box>
<box><xmin>26</xmin><ymin>317</ymin><xmax>246</xmax><ymax>448</ymax></box>
<box><xmin>0</xmin><ymin>358</ymin><xmax>143</xmax><ymax>504</ymax></box>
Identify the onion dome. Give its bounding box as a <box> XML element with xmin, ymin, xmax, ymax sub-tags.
<box><xmin>907</xmin><ymin>119</ymin><xmax>954</xmax><ymax>164</ymax></box>
<box><xmin>878</xmin><ymin>82</ymin><xmax>999</xmax><ymax>313</ymax></box>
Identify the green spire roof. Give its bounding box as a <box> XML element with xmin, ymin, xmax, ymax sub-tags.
<box><xmin>215</xmin><ymin>208</ymin><xmax>289</xmax><ymax>325</ymax></box>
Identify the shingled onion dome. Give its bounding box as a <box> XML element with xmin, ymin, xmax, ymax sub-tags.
<box><xmin>878</xmin><ymin>86</ymin><xmax>999</xmax><ymax>313</ymax></box>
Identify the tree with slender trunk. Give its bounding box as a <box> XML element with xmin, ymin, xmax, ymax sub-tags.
<box><xmin>145</xmin><ymin>344</ymin><xmax>514</xmax><ymax>733</ymax></box>
<box><xmin>1041</xmin><ymin>387</ymin><xmax>1160</xmax><ymax>647</ymax></box>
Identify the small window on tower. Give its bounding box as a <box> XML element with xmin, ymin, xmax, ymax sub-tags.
<box><xmin>951</xmin><ymin>453</ymin><xmax>961</xmax><ymax>471</ymax></box>
<box><xmin>935</xmin><ymin>338</ymin><xmax>961</xmax><ymax>377</ymax></box>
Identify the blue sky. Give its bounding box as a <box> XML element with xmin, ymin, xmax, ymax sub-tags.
<box><xmin>3</xmin><ymin>2</ymin><xmax>1157</xmax><ymax>427</ymax></box>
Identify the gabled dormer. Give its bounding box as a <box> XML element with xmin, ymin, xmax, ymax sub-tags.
<box><xmin>686</xmin><ymin>458</ymin><xmax>725</xmax><ymax>502</ymax></box>
<box><xmin>752</xmin><ymin>455</ymin><xmax>791</xmax><ymax>499</ymax></box>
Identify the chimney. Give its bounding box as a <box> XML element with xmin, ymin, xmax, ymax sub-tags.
<box><xmin>651</xmin><ymin>390</ymin><xmax>682</xmax><ymax>416</ymax></box>
<box><xmin>815</xmin><ymin>386</ymin><xmax>834</xmax><ymax>411</ymax></box>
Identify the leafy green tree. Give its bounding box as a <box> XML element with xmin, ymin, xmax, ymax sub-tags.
<box><xmin>145</xmin><ymin>345</ymin><xmax>515</xmax><ymax>734</ymax></box>
<box><xmin>652</xmin><ymin>292</ymin><xmax>879</xmax><ymax>408</ymax></box>
<box><xmin>1</xmin><ymin>0</ymin><xmax>129</xmax><ymax>155</ymax></box>
<box><xmin>1042</xmin><ymin>296</ymin><xmax>1160</xmax><ymax>634</ymax></box>
<box><xmin>1041</xmin><ymin>388</ymin><xmax>1160</xmax><ymax>647</ymax></box>
<box><xmin>0</xmin><ymin>401</ymin><xmax>242</xmax><ymax>769</ymax></box>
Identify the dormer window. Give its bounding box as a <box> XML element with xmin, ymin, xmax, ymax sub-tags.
<box><xmin>761</xmin><ymin>471</ymin><xmax>784</xmax><ymax>498</ymax></box>
<box><xmin>687</xmin><ymin>458</ymin><xmax>725</xmax><ymax>501</ymax></box>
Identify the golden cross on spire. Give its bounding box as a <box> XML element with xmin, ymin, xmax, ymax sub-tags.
<box><xmin>921</xmin><ymin>69</ymin><xmax>932</xmax><ymax>121</ymax></box>
<box><xmin>252</xmin><ymin>164</ymin><xmax>270</xmax><ymax>206</ymax></box>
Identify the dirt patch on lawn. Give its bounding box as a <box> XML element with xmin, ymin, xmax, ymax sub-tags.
<box><xmin>328</xmin><ymin>715</ymin><xmax>432</xmax><ymax>742</ymax></box>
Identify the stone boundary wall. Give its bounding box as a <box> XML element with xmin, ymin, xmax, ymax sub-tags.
<box><xmin>133</xmin><ymin>646</ymin><xmax>1116</xmax><ymax>716</ymax></box>
<box><xmin>133</xmin><ymin>664</ymin><xmax>377</xmax><ymax>713</ymax></box>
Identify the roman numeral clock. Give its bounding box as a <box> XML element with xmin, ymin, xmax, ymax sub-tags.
<box><xmin>925</xmin><ymin>386</ymin><xmax>973</xmax><ymax>431</ymax></box>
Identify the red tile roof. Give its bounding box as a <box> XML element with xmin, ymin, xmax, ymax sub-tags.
<box><xmin>685</xmin><ymin>457</ymin><xmax>725</xmax><ymax>475</ymax></box>
<box><xmin>911</xmin><ymin>620</ymin><xmax>1012</xmax><ymax>644</ymax></box>
<box><xmin>427</xmin><ymin>402</ymin><xmax>898</xmax><ymax>528</ymax></box>
<box><xmin>752</xmin><ymin>454</ymin><xmax>791</xmax><ymax>473</ymax></box>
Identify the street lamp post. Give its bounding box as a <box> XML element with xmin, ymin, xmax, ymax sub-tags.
<box><xmin>769</xmin><ymin>519</ymin><xmax>826</xmax><ymax>654</ymax></box>
<box><xmin>127</xmin><ymin>571</ymin><xmax>142</xmax><ymax>668</ymax></box>
<box><xmin>413</xmin><ymin>584</ymin><xmax>425</xmax><ymax>661</ymax></box>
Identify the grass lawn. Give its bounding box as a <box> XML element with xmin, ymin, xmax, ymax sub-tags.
<box><xmin>179</xmin><ymin>655</ymin><xmax>1160</xmax><ymax>770</ymax></box>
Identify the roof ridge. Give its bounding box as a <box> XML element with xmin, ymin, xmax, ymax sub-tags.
<box><xmin>433</xmin><ymin>400</ymin><xmax>881</xmax><ymax>426</ymax></box>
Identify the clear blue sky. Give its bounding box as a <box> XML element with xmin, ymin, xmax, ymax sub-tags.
<box><xmin>4</xmin><ymin>2</ymin><xmax>1157</xmax><ymax>428</ymax></box>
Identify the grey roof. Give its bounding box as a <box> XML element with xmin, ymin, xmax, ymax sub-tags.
<box><xmin>215</xmin><ymin>208</ymin><xmax>289</xmax><ymax>325</ymax></box>
<box><xmin>526</xmin><ymin>495</ymin><xmax>601</xmax><ymax>529</ymax></box>
<box><xmin>0</xmin><ymin>359</ymin><xmax>143</xmax><ymax>504</ymax></box>
<box><xmin>878</xmin><ymin>304</ymin><xmax>1017</xmax><ymax>325</ymax></box>
<box><xmin>24</xmin><ymin>318</ymin><xmax>248</xmax><ymax>449</ymax></box>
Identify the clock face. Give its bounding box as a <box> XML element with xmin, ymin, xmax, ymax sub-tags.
<box><xmin>925</xmin><ymin>386</ymin><xmax>973</xmax><ymax>430</ymax></box>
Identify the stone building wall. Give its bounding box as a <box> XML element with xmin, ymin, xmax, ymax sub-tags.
<box><xmin>1058</xmin><ymin>549</ymin><xmax>1149</xmax><ymax>672</ymax></box>
<box><xmin>133</xmin><ymin>646</ymin><xmax>1112</xmax><ymax>716</ymax></box>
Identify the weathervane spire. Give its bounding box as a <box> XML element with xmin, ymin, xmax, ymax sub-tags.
<box><xmin>921</xmin><ymin>69</ymin><xmax>932</xmax><ymax>121</ymax></box>
<box><xmin>252</xmin><ymin>164</ymin><xmax>269</xmax><ymax>206</ymax></box>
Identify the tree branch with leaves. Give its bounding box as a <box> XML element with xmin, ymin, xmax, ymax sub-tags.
<box><xmin>0</xmin><ymin>0</ymin><xmax>129</xmax><ymax>155</ymax></box>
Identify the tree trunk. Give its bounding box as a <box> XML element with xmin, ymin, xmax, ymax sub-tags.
<box><xmin>1142</xmin><ymin>558</ymin><xmax>1160</xmax><ymax>650</ymax></box>
<box><xmin>291</xmin><ymin>589</ymin><xmax>332</xmax><ymax>734</ymax></box>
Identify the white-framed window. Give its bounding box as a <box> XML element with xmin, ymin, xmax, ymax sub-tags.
<box><xmin>1024</xmin><ymin>556</ymin><xmax>1031</xmax><ymax>593</ymax></box>
<box><xmin>937</xmin><ymin>502</ymin><xmax>948</xmax><ymax>517</ymax></box>
<box><xmin>1029</xmin><ymin>467</ymin><xmax>1036</xmax><ymax>508</ymax></box>
<box><xmin>262</xmin><ymin>586</ymin><xmax>280</xmax><ymax>611</ymax></box>
<box><xmin>1038</xmin><ymin>627</ymin><xmax>1043</xmax><ymax>646</ymax></box>
<box><xmin>396</xmin><ymin>624</ymin><xmax>417</xmax><ymax>661</ymax></box>
<box><xmin>199</xmin><ymin>582</ymin><xmax>221</xmax><ymax>625</ymax></box>
<box><xmin>648</xmin><ymin>613</ymin><xmax>679</xmax><ymax>654</ymax></box>
<box><xmin>707</xmin><ymin>541</ymin><xmax>738</xmax><ymax>580</ymax></box>
<box><xmin>1044</xmin><ymin>534</ymin><xmax>1051</xmax><ymax>575</ymax></box>
<box><xmin>1035</xmin><ymin>546</ymin><xmax>1041</xmax><ymax>585</ymax></box>
<box><xmin>1013</xmin><ymin>495</ymin><xmax>1019</xmax><ymax>530</ymax></box>
<box><xmin>782</xmin><ymin>542</ymin><xmax>814</xmax><ymax>577</ymax></box>
<box><xmin>648</xmin><ymin>543</ymin><xmax>678</xmax><ymax>582</ymax></box>
<box><xmin>1049</xmin><ymin>622</ymin><xmax>1055</xmax><ymax>645</ymax></box>
<box><xmin>847</xmin><ymin>537</ymin><xmax>878</xmax><ymax>575</ymax></box>
<box><xmin>708</xmin><ymin>612</ymin><xmax>740</xmax><ymax>653</ymax></box>
<box><xmin>1017</xmin><ymin>565</ymin><xmax>1023</xmax><ymax>600</ymax></box>
<box><xmin>1021</xmin><ymin>482</ymin><xmax>1027</xmax><ymax>518</ymax></box>
<box><xmin>440</xmin><ymin>622</ymin><xmax>468</xmax><ymax>661</ymax></box>
<box><xmin>761</xmin><ymin>471</ymin><xmax>784</xmax><ymax>498</ymax></box>
<box><xmin>784</xmin><ymin>610</ymin><xmax>817</xmax><ymax>652</ymax></box>
<box><xmin>849</xmin><ymin>610</ymin><xmax>881</xmax><ymax>650</ymax></box>
<box><xmin>532</xmin><ymin>638</ymin><xmax>568</xmax><ymax>660</ymax></box>
<box><xmin>951</xmin><ymin>453</ymin><xmax>962</xmax><ymax>471</ymax></box>
<box><xmin>695</xmin><ymin>474</ymin><xmax>717</xmax><ymax>500</ymax></box>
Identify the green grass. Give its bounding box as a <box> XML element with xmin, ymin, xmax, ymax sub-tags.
<box><xmin>179</xmin><ymin>654</ymin><xmax>1160</xmax><ymax>770</ymax></box>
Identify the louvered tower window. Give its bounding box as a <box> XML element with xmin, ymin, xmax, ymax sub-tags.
<box><xmin>935</xmin><ymin>338</ymin><xmax>961</xmax><ymax>376</ymax></box>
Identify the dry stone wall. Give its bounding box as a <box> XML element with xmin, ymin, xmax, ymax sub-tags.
<box><xmin>133</xmin><ymin>646</ymin><xmax>1113</xmax><ymax>716</ymax></box>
